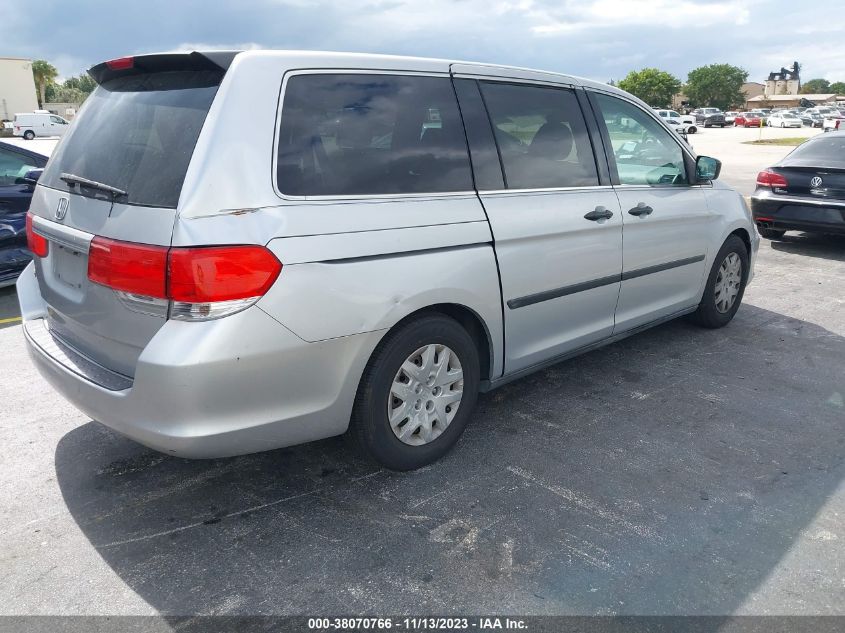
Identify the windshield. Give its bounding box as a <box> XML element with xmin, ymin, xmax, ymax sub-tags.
<box><xmin>39</xmin><ymin>70</ymin><xmax>222</xmax><ymax>208</ymax></box>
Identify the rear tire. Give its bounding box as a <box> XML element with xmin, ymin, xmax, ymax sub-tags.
<box><xmin>352</xmin><ymin>314</ymin><xmax>480</xmax><ymax>471</ymax></box>
<box><xmin>691</xmin><ymin>235</ymin><xmax>749</xmax><ymax>329</ymax></box>
<box><xmin>23</xmin><ymin>130</ymin><xmax>34</xmax><ymax>140</ymax></box>
<box><xmin>758</xmin><ymin>227</ymin><xmax>786</xmax><ymax>240</ymax></box>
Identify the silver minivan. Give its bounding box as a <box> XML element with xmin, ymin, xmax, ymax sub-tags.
<box><xmin>19</xmin><ymin>51</ymin><xmax>758</xmax><ymax>470</ymax></box>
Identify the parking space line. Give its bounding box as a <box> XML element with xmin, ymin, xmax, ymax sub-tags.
<box><xmin>0</xmin><ymin>316</ymin><xmax>22</xmax><ymax>324</ymax></box>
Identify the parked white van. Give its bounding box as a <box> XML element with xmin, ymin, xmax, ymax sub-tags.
<box><xmin>13</xmin><ymin>111</ymin><xmax>70</xmax><ymax>140</ymax></box>
<box><xmin>19</xmin><ymin>51</ymin><xmax>757</xmax><ymax>470</ymax></box>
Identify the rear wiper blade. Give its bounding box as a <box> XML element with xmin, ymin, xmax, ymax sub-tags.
<box><xmin>60</xmin><ymin>173</ymin><xmax>127</xmax><ymax>198</ymax></box>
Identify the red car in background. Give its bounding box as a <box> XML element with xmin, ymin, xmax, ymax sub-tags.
<box><xmin>734</xmin><ymin>113</ymin><xmax>764</xmax><ymax>128</ymax></box>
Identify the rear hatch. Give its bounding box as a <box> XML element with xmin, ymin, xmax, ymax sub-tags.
<box><xmin>30</xmin><ymin>53</ymin><xmax>232</xmax><ymax>377</ymax></box>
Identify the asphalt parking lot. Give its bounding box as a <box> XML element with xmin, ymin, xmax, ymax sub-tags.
<box><xmin>1</xmin><ymin>128</ymin><xmax>843</xmax><ymax>617</ymax></box>
<box><xmin>687</xmin><ymin>124</ymin><xmax>822</xmax><ymax>196</ymax></box>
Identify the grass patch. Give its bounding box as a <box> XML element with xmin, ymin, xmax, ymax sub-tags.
<box><xmin>742</xmin><ymin>137</ymin><xmax>810</xmax><ymax>146</ymax></box>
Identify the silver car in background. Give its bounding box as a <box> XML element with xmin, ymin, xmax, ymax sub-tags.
<box><xmin>19</xmin><ymin>51</ymin><xmax>757</xmax><ymax>470</ymax></box>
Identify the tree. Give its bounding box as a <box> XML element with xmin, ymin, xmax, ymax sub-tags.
<box><xmin>617</xmin><ymin>68</ymin><xmax>682</xmax><ymax>107</ymax></box>
<box><xmin>800</xmin><ymin>78</ymin><xmax>831</xmax><ymax>94</ymax></box>
<box><xmin>685</xmin><ymin>64</ymin><xmax>748</xmax><ymax>110</ymax></box>
<box><xmin>63</xmin><ymin>73</ymin><xmax>97</xmax><ymax>95</ymax></box>
<box><xmin>829</xmin><ymin>81</ymin><xmax>845</xmax><ymax>95</ymax></box>
<box><xmin>45</xmin><ymin>85</ymin><xmax>86</xmax><ymax>104</ymax></box>
<box><xmin>31</xmin><ymin>60</ymin><xmax>59</xmax><ymax>108</ymax></box>
<box><xmin>44</xmin><ymin>73</ymin><xmax>96</xmax><ymax>105</ymax></box>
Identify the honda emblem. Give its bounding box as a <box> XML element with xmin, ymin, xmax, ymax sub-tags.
<box><xmin>55</xmin><ymin>197</ymin><xmax>69</xmax><ymax>221</ymax></box>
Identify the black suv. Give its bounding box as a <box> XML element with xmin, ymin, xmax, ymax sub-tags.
<box><xmin>693</xmin><ymin>108</ymin><xmax>727</xmax><ymax>128</ymax></box>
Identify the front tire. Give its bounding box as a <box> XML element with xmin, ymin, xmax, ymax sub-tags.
<box><xmin>352</xmin><ymin>314</ymin><xmax>480</xmax><ymax>470</ymax></box>
<box><xmin>691</xmin><ymin>236</ymin><xmax>749</xmax><ymax>329</ymax></box>
<box><xmin>687</xmin><ymin>126</ymin><xmax>697</xmax><ymax>134</ymax></box>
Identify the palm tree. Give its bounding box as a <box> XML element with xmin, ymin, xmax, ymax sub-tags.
<box><xmin>31</xmin><ymin>60</ymin><xmax>58</xmax><ymax>108</ymax></box>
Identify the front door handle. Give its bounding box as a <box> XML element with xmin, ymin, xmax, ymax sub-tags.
<box><xmin>584</xmin><ymin>206</ymin><xmax>614</xmax><ymax>221</ymax></box>
<box><xmin>628</xmin><ymin>203</ymin><xmax>654</xmax><ymax>217</ymax></box>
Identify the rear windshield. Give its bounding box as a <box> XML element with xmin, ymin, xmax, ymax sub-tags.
<box><xmin>784</xmin><ymin>136</ymin><xmax>845</xmax><ymax>169</ymax></box>
<box><xmin>39</xmin><ymin>70</ymin><xmax>222</xmax><ymax>208</ymax></box>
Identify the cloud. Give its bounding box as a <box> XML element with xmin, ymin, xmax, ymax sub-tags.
<box><xmin>0</xmin><ymin>0</ymin><xmax>842</xmax><ymax>84</ymax></box>
<box><xmin>530</xmin><ymin>0</ymin><xmax>748</xmax><ymax>34</ymax></box>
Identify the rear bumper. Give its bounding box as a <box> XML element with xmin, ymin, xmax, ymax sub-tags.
<box><xmin>751</xmin><ymin>192</ymin><xmax>845</xmax><ymax>235</ymax></box>
<box><xmin>17</xmin><ymin>263</ymin><xmax>380</xmax><ymax>458</ymax></box>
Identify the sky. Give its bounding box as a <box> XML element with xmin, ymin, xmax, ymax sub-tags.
<box><xmin>1</xmin><ymin>0</ymin><xmax>844</xmax><ymax>85</ymax></box>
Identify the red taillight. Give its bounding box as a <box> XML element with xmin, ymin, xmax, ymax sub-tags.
<box><xmin>88</xmin><ymin>237</ymin><xmax>168</xmax><ymax>298</ymax></box>
<box><xmin>87</xmin><ymin>238</ymin><xmax>282</xmax><ymax>304</ymax></box>
<box><xmin>756</xmin><ymin>169</ymin><xmax>788</xmax><ymax>189</ymax></box>
<box><xmin>26</xmin><ymin>213</ymin><xmax>49</xmax><ymax>257</ymax></box>
<box><xmin>168</xmin><ymin>245</ymin><xmax>282</xmax><ymax>303</ymax></box>
<box><xmin>105</xmin><ymin>56</ymin><xmax>134</xmax><ymax>70</ymax></box>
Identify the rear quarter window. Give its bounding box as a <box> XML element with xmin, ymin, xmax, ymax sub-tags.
<box><xmin>276</xmin><ymin>74</ymin><xmax>472</xmax><ymax>196</ymax></box>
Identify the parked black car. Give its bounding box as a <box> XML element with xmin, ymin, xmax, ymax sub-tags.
<box><xmin>800</xmin><ymin>112</ymin><xmax>824</xmax><ymax>128</ymax></box>
<box><xmin>0</xmin><ymin>141</ymin><xmax>49</xmax><ymax>287</ymax></box>
<box><xmin>692</xmin><ymin>108</ymin><xmax>727</xmax><ymax>128</ymax></box>
<box><xmin>751</xmin><ymin>132</ymin><xmax>845</xmax><ymax>239</ymax></box>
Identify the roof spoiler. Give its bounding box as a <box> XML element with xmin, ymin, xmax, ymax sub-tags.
<box><xmin>88</xmin><ymin>51</ymin><xmax>241</xmax><ymax>84</ymax></box>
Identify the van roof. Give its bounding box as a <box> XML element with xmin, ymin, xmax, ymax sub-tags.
<box><xmin>89</xmin><ymin>49</ymin><xmax>628</xmax><ymax>99</ymax></box>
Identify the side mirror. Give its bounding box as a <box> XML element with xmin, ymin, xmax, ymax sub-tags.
<box><xmin>696</xmin><ymin>155</ymin><xmax>721</xmax><ymax>182</ymax></box>
<box><xmin>22</xmin><ymin>168</ymin><xmax>43</xmax><ymax>185</ymax></box>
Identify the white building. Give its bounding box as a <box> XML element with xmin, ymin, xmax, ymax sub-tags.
<box><xmin>0</xmin><ymin>57</ymin><xmax>39</xmax><ymax>121</ymax></box>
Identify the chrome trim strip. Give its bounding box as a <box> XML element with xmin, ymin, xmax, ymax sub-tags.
<box><xmin>31</xmin><ymin>215</ymin><xmax>93</xmax><ymax>254</ymax></box>
<box><xmin>751</xmin><ymin>193</ymin><xmax>845</xmax><ymax>209</ymax></box>
<box><xmin>507</xmin><ymin>255</ymin><xmax>706</xmax><ymax>309</ymax></box>
<box><xmin>24</xmin><ymin>318</ymin><xmax>133</xmax><ymax>392</ymax></box>
<box><xmin>480</xmin><ymin>185</ymin><xmax>614</xmax><ymax>195</ymax></box>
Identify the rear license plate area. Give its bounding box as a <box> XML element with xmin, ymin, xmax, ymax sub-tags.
<box><xmin>52</xmin><ymin>243</ymin><xmax>86</xmax><ymax>289</ymax></box>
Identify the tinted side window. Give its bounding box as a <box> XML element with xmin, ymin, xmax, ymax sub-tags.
<box><xmin>594</xmin><ymin>93</ymin><xmax>688</xmax><ymax>186</ymax></box>
<box><xmin>277</xmin><ymin>74</ymin><xmax>472</xmax><ymax>196</ymax></box>
<box><xmin>478</xmin><ymin>82</ymin><xmax>598</xmax><ymax>189</ymax></box>
<box><xmin>0</xmin><ymin>147</ymin><xmax>41</xmax><ymax>186</ymax></box>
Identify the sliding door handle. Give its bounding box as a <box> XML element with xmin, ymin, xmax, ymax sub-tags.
<box><xmin>628</xmin><ymin>203</ymin><xmax>654</xmax><ymax>217</ymax></box>
<box><xmin>584</xmin><ymin>206</ymin><xmax>614</xmax><ymax>221</ymax></box>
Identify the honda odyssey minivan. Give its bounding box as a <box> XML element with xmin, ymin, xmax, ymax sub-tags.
<box><xmin>19</xmin><ymin>51</ymin><xmax>757</xmax><ymax>470</ymax></box>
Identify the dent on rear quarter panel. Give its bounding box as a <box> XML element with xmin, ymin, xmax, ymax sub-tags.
<box><xmin>256</xmin><ymin>240</ymin><xmax>504</xmax><ymax>375</ymax></box>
